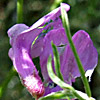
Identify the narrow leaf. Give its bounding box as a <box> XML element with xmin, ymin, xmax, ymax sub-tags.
<box><xmin>51</xmin><ymin>42</ymin><xmax>64</xmax><ymax>81</ymax></box>
<box><xmin>47</xmin><ymin>56</ymin><xmax>85</xmax><ymax>100</ymax></box>
<box><xmin>39</xmin><ymin>90</ymin><xmax>75</xmax><ymax>100</ymax></box>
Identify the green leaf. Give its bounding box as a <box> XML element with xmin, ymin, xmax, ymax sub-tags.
<box><xmin>39</xmin><ymin>90</ymin><xmax>76</xmax><ymax>100</ymax></box>
<box><xmin>51</xmin><ymin>42</ymin><xmax>64</xmax><ymax>81</ymax></box>
<box><xmin>46</xmin><ymin>56</ymin><xmax>85</xmax><ymax>100</ymax></box>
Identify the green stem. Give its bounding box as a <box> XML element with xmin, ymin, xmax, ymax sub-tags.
<box><xmin>0</xmin><ymin>68</ymin><xmax>17</xmax><ymax>99</ymax></box>
<box><xmin>0</xmin><ymin>0</ymin><xmax>24</xmax><ymax>99</ymax></box>
<box><xmin>39</xmin><ymin>90</ymin><xmax>75</xmax><ymax>100</ymax></box>
<box><xmin>50</xmin><ymin>0</ymin><xmax>63</xmax><ymax>10</ymax></box>
<box><xmin>51</xmin><ymin>42</ymin><xmax>64</xmax><ymax>81</ymax></box>
<box><xmin>17</xmin><ymin>0</ymin><xmax>23</xmax><ymax>23</ymax></box>
<box><xmin>61</xmin><ymin>6</ymin><xmax>91</xmax><ymax>97</ymax></box>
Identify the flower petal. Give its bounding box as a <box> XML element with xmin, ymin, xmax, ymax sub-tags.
<box><xmin>8</xmin><ymin>24</ymin><xmax>45</xmax><ymax>98</ymax></box>
<box><xmin>31</xmin><ymin>18</ymin><xmax>63</xmax><ymax>58</ymax></box>
<box><xmin>61</xmin><ymin>30</ymin><xmax>98</xmax><ymax>83</ymax></box>
<box><xmin>8</xmin><ymin>24</ymin><xmax>29</xmax><ymax>45</ymax></box>
<box><xmin>30</xmin><ymin>3</ymin><xmax>69</xmax><ymax>58</ymax></box>
<box><xmin>8</xmin><ymin>24</ymin><xmax>43</xmax><ymax>78</ymax></box>
<box><xmin>30</xmin><ymin>37</ymin><xmax>44</xmax><ymax>58</ymax></box>
<box><xmin>40</xmin><ymin>28</ymin><xmax>68</xmax><ymax>82</ymax></box>
<box><xmin>30</xmin><ymin>3</ymin><xmax>70</xmax><ymax>30</ymax></box>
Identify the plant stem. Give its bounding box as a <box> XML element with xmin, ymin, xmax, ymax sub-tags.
<box><xmin>17</xmin><ymin>0</ymin><xmax>23</xmax><ymax>23</ymax></box>
<box><xmin>51</xmin><ymin>42</ymin><xmax>64</xmax><ymax>81</ymax></box>
<box><xmin>61</xmin><ymin>5</ymin><xmax>91</xmax><ymax>97</ymax></box>
<box><xmin>39</xmin><ymin>90</ymin><xmax>75</xmax><ymax>100</ymax></box>
<box><xmin>0</xmin><ymin>68</ymin><xmax>17</xmax><ymax>100</ymax></box>
<box><xmin>0</xmin><ymin>0</ymin><xmax>24</xmax><ymax>99</ymax></box>
<box><xmin>50</xmin><ymin>0</ymin><xmax>63</xmax><ymax>10</ymax></box>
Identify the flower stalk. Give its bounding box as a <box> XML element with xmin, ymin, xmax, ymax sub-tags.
<box><xmin>61</xmin><ymin>5</ymin><xmax>91</xmax><ymax>97</ymax></box>
<box><xmin>17</xmin><ymin>0</ymin><xmax>23</xmax><ymax>23</ymax></box>
<box><xmin>0</xmin><ymin>0</ymin><xmax>24</xmax><ymax>99</ymax></box>
<box><xmin>0</xmin><ymin>68</ymin><xmax>16</xmax><ymax>99</ymax></box>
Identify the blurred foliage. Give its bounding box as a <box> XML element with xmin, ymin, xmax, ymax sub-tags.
<box><xmin>0</xmin><ymin>0</ymin><xmax>100</xmax><ymax>100</ymax></box>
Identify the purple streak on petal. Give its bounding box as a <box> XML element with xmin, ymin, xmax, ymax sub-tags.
<box><xmin>40</xmin><ymin>28</ymin><xmax>68</xmax><ymax>82</ymax></box>
<box><xmin>44</xmin><ymin>18</ymin><xmax>63</xmax><ymax>30</ymax></box>
<box><xmin>61</xmin><ymin>30</ymin><xmax>98</xmax><ymax>83</ymax></box>
<box><xmin>30</xmin><ymin>37</ymin><xmax>44</xmax><ymax>58</ymax></box>
<box><xmin>31</xmin><ymin>18</ymin><xmax>63</xmax><ymax>58</ymax></box>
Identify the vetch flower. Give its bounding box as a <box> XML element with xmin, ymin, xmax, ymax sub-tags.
<box><xmin>8</xmin><ymin>3</ymin><xmax>98</xmax><ymax>100</ymax></box>
<box><xmin>7</xmin><ymin>3</ymin><xmax>70</xmax><ymax>99</ymax></box>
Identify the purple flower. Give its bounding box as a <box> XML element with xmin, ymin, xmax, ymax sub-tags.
<box><xmin>8</xmin><ymin>3</ymin><xmax>98</xmax><ymax>99</ymax></box>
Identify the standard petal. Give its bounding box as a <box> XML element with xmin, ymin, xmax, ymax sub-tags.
<box><xmin>61</xmin><ymin>30</ymin><xmax>98</xmax><ymax>83</ymax></box>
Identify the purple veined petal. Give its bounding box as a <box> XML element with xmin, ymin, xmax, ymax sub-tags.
<box><xmin>43</xmin><ymin>18</ymin><xmax>63</xmax><ymax>31</ymax></box>
<box><xmin>40</xmin><ymin>28</ymin><xmax>68</xmax><ymax>82</ymax></box>
<box><xmin>31</xmin><ymin>18</ymin><xmax>63</xmax><ymax>58</ymax></box>
<box><xmin>61</xmin><ymin>30</ymin><xmax>98</xmax><ymax>84</ymax></box>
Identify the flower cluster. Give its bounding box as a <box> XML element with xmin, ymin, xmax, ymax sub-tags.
<box><xmin>8</xmin><ymin>3</ymin><xmax>98</xmax><ymax>99</ymax></box>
